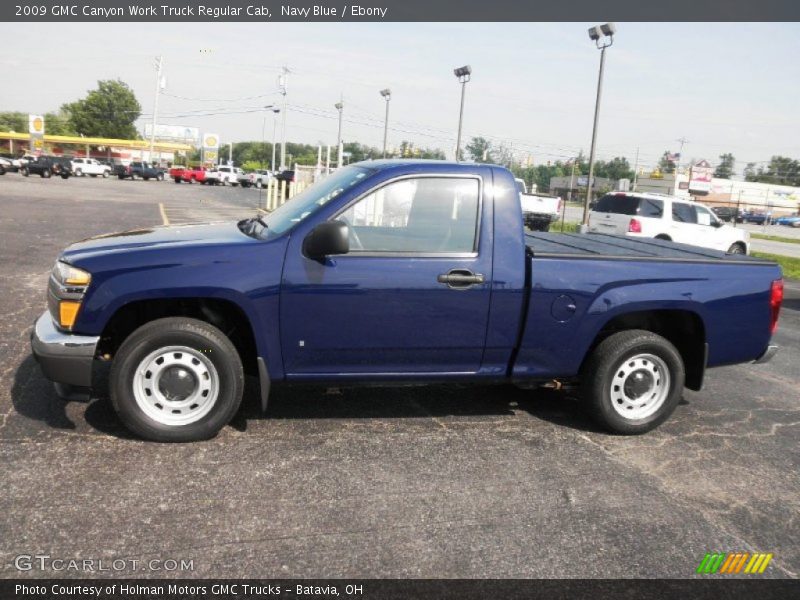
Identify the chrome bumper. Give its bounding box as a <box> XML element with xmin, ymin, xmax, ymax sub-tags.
<box><xmin>753</xmin><ymin>345</ymin><xmax>778</xmax><ymax>364</ymax></box>
<box><xmin>30</xmin><ymin>311</ymin><xmax>99</xmax><ymax>387</ymax></box>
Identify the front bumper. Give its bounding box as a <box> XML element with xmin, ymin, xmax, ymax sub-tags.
<box><xmin>30</xmin><ymin>311</ymin><xmax>99</xmax><ymax>387</ymax></box>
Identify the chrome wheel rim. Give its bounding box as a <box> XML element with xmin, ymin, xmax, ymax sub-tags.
<box><xmin>133</xmin><ymin>345</ymin><xmax>219</xmax><ymax>426</ymax></box>
<box><xmin>609</xmin><ymin>353</ymin><xmax>670</xmax><ymax>420</ymax></box>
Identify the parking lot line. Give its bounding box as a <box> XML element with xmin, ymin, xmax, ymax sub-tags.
<box><xmin>159</xmin><ymin>202</ymin><xmax>170</xmax><ymax>226</ymax></box>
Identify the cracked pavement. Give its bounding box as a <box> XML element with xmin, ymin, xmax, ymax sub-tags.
<box><xmin>0</xmin><ymin>176</ymin><xmax>798</xmax><ymax>579</ymax></box>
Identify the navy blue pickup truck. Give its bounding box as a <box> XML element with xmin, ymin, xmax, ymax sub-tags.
<box><xmin>31</xmin><ymin>161</ymin><xmax>784</xmax><ymax>441</ymax></box>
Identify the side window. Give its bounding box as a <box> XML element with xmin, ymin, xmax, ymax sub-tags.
<box><xmin>638</xmin><ymin>199</ymin><xmax>664</xmax><ymax>218</ymax></box>
<box><xmin>694</xmin><ymin>206</ymin><xmax>714</xmax><ymax>226</ymax></box>
<box><xmin>338</xmin><ymin>177</ymin><xmax>480</xmax><ymax>253</ymax></box>
<box><xmin>672</xmin><ymin>202</ymin><xmax>697</xmax><ymax>224</ymax></box>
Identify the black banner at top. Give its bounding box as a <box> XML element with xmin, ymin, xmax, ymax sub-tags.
<box><xmin>2</xmin><ymin>0</ymin><xmax>800</xmax><ymax>22</ymax></box>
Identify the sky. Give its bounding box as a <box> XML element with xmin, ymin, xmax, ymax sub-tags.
<box><xmin>1</xmin><ymin>22</ymin><xmax>799</xmax><ymax>174</ymax></box>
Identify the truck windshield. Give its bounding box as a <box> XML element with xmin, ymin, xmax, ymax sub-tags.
<box><xmin>259</xmin><ymin>165</ymin><xmax>374</xmax><ymax>237</ymax></box>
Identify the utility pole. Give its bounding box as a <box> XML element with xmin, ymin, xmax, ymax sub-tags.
<box><xmin>279</xmin><ymin>66</ymin><xmax>289</xmax><ymax>170</ymax></box>
<box><xmin>148</xmin><ymin>55</ymin><xmax>164</xmax><ymax>165</ymax></box>
<box><xmin>271</xmin><ymin>109</ymin><xmax>280</xmax><ymax>172</ymax></box>
<box><xmin>335</xmin><ymin>97</ymin><xmax>344</xmax><ymax>168</ymax></box>
<box><xmin>632</xmin><ymin>146</ymin><xmax>639</xmax><ymax>191</ymax></box>
<box><xmin>568</xmin><ymin>159</ymin><xmax>577</xmax><ymax>202</ymax></box>
<box><xmin>453</xmin><ymin>66</ymin><xmax>471</xmax><ymax>161</ymax></box>
<box><xmin>380</xmin><ymin>89</ymin><xmax>391</xmax><ymax>158</ymax></box>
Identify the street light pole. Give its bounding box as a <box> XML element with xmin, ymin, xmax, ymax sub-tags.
<box><xmin>581</xmin><ymin>23</ymin><xmax>616</xmax><ymax>230</ymax></box>
<box><xmin>380</xmin><ymin>89</ymin><xmax>391</xmax><ymax>158</ymax></box>
<box><xmin>148</xmin><ymin>55</ymin><xmax>164</xmax><ymax>164</ymax></box>
<box><xmin>453</xmin><ymin>65</ymin><xmax>472</xmax><ymax>161</ymax></box>
<box><xmin>335</xmin><ymin>100</ymin><xmax>344</xmax><ymax>168</ymax></box>
<box><xmin>271</xmin><ymin>108</ymin><xmax>280</xmax><ymax>172</ymax></box>
<box><xmin>279</xmin><ymin>66</ymin><xmax>289</xmax><ymax>170</ymax></box>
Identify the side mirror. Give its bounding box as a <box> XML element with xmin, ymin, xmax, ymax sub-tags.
<box><xmin>303</xmin><ymin>220</ymin><xmax>350</xmax><ymax>260</ymax></box>
<box><xmin>711</xmin><ymin>219</ymin><xmax>724</xmax><ymax>228</ymax></box>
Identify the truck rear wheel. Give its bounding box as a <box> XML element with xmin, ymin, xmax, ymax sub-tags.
<box><xmin>110</xmin><ymin>317</ymin><xmax>244</xmax><ymax>442</ymax></box>
<box><xmin>580</xmin><ymin>330</ymin><xmax>684</xmax><ymax>434</ymax></box>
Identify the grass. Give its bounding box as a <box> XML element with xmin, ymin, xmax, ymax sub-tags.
<box><xmin>751</xmin><ymin>233</ymin><xmax>800</xmax><ymax>245</ymax></box>
<box><xmin>752</xmin><ymin>252</ymin><xmax>800</xmax><ymax>280</ymax></box>
<box><xmin>548</xmin><ymin>221</ymin><xmax>581</xmax><ymax>233</ymax></box>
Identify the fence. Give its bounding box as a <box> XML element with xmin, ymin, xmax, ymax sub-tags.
<box><xmin>259</xmin><ymin>163</ymin><xmax>335</xmax><ymax>211</ymax></box>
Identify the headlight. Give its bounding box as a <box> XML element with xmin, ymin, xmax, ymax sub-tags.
<box><xmin>49</xmin><ymin>261</ymin><xmax>91</xmax><ymax>330</ymax></box>
<box><xmin>53</xmin><ymin>261</ymin><xmax>91</xmax><ymax>286</ymax></box>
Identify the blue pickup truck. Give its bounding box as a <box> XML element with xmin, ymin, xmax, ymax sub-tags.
<box><xmin>31</xmin><ymin>161</ymin><xmax>784</xmax><ymax>442</ymax></box>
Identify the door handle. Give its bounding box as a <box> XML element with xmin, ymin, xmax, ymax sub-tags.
<box><xmin>437</xmin><ymin>269</ymin><xmax>485</xmax><ymax>289</ymax></box>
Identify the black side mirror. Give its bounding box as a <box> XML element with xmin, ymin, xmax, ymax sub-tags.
<box><xmin>303</xmin><ymin>220</ymin><xmax>350</xmax><ymax>260</ymax></box>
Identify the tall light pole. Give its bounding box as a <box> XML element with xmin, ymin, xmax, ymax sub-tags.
<box><xmin>260</xmin><ymin>105</ymin><xmax>278</xmax><ymax>170</ymax></box>
<box><xmin>271</xmin><ymin>108</ymin><xmax>280</xmax><ymax>172</ymax></box>
<box><xmin>581</xmin><ymin>23</ymin><xmax>616</xmax><ymax>230</ymax></box>
<box><xmin>148</xmin><ymin>55</ymin><xmax>164</xmax><ymax>164</ymax></box>
<box><xmin>335</xmin><ymin>100</ymin><xmax>344</xmax><ymax>168</ymax></box>
<box><xmin>380</xmin><ymin>88</ymin><xmax>391</xmax><ymax>158</ymax></box>
<box><xmin>278</xmin><ymin>66</ymin><xmax>289</xmax><ymax>170</ymax></box>
<box><xmin>453</xmin><ymin>65</ymin><xmax>471</xmax><ymax>162</ymax></box>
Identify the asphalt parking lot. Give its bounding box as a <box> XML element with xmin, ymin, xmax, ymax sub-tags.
<box><xmin>0</xmin><ymin>175</ymin><xmax>798</xmax><ymax>579</ymax></box>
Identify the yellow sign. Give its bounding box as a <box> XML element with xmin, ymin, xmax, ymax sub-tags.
<box><xmin>204</xmin><ymin>135</ymin><xmax>218</xmax><ymax>148</ymax></box>
<box><xmin>29</xmin><ymin>114</ymin><xmax>45</xmax><ymax>134</ymax></box>
<box><xmin>32</xmin><ymin>139</ymin><xmax>44</xmax><ymax>150</ymax></box>
<box><xmin>205</xmin><ymin>151</ymin><xmax>218</xmax><ymax>161</ymax></box>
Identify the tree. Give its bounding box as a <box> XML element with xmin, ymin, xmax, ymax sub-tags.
<box><xmin>466</xmin><ymin>137</ymin><xmax>493</xmax><ymax>163</ymax></box>
<box><xmin>62</xmin><ymin>80</ymin><xmax>141</xmax><ymax>139</ymax></box>
<box><xmin>743</xmin><ymin>162</ymin><xmax>757</xmax><ymax>181</ymax></box>
<box><xmin>0</xmin><ymin>111</ymin><xmax>27</xmax><ymax>132</ymax></box>
<box><xmin>658</xmin><ymin>151</ymin><xmax>676</xmax><ymax>174</ymax></box>
<box><xmin>593</xmin><ymin>156</ymin><xmax>634</xmax><ymax>181</ymax></box>
<box><xmin>714</xmin><ymin>153</ymin><xmax>735</xmax><ymax>179</ymax></box>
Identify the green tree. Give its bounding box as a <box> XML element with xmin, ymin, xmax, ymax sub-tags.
<box><xmin>62</xmin><ymin>80</ymin><xmax>141</xmax><ymax>139</ymax></box>
<box><xmin>743</xmin><ymin>162</ymin><xmax>757</xmax><ymax>181</ymax></box>
<box><xmin>593</xmin><ymin>156</ymin><xmax>634</xmax><ymax>181</ymax></box>
<box><xmin>466</xmin><ymin>136</ymin><xmax>493</xmax><ymax>163</ymax></box>
<box><xmin>714</xmin><ymin>153</ymin><xmax>735</xmax><ymax>179</ymax></box>
<box><xmin>0</xmin><ymin>111</ymin><xmax>27</xmax><ymax>132</ymax></box>
<box><xmin>658</xmin><ymin>151</ymin><xmax>676</xmax><ymax>174</ymax></box>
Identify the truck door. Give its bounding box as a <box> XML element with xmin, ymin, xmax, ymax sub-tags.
<box><xmin>280</xmin><ymin>173</ymin><xmax>493</xmax><ymax>378</ymax></box>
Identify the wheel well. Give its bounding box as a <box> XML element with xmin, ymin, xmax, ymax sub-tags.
<box><xmin>730</xmin><ymin>241</ymin><xmax>746</xmax><ymax>251</ymax></box>
<box><xmin>96</xmin><ymin>298</ymin><xmax>259</xmax><ymax>375</ymax></box>
<box><xmin>587</xmin><ymin>309</ymin><xmax>706</xmax><ymax>390</ymax></box>
<box><xmin>654</xmin><ymin>234</ymin><xmax>672</xmax><ymax>241</ymax></box>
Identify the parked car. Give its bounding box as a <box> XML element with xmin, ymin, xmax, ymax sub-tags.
<box><xmin>742</xmin><ymin>211</ymin><xmax>769</xmax><ymax>225</ymax></box>
<box><xmin>775</xmin><ymin>214</ymin><xmax>800</xmax><ymax>228</ymax></box>
<box><xmin>115</xmin><ymin>161</ymin><xmax>165</xmax><ymax>181</ymax></box>
<box><xmin>20</xmin><ymin>156</ymin><xmax>73</xmax><ymax>179</ymax></box>
<box><xmin>0</xmin><ymin>157</ymin><xmax>10</xmax><ymax>175</ymax></box>
<box><xmin>516</xmin><ymin>179</ymin><xmax>562</xmax><ymax>231</ymax></box>
<box><xmin>710</xmin><ymin>206</ymin><xmax>743</xmax><ymax>223</ymax></box>
<box><xmin>0</xmin><ymin>154</ymin><xmax>21</xmax><ymax>172</ymax></box>
<box><xmin>71</xmin><ymin>158</ymin><xmax>112</xmax><ymax>178</ymax></box>
<box><xmin>238</xmin><ymin>169</ymin><xmax>272</xmax><ymax>188</ymax></box>
<box><xmin>31</xmin><ymin>160</ymin><xmax>783</xmax><ymax>442</ymax></box>
<box><xmin>216</xmin><ymin>166</ymin><xmax>244</xmax><ymax>186</ymax></box>
<box><xmin>588</xmin><ymin>192</ymin><xmax>750</xmax><ymax>254</ymax></box>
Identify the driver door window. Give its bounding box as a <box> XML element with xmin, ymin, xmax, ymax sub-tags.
<box><xmin>338</xmin><ymin>177</ymin><xmax>480</xmax><ymax>253</ymax></box>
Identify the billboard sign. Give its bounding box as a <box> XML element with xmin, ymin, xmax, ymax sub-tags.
<box><xmin>29</xmin><ymin>114</ymin><xmax>45</xmax><ymax>154</ymax></box>
<box><xmin>202</xmin><ymin>133</ymin><xmax>219</xmax><ymax>164</ymax></box>
<box><xmin>143</xmin><ymin>124</ymin><xmax>200</xmax><ymax>144</ymax></box>
<box><xmin>689</xmin><ymin>159</ymin><xmax>713</xmax><ymax>195</ymax></box>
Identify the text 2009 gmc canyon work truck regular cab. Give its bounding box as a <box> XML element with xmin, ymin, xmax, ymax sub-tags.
<box><xmin>31</xmin><ymin>161</ymin><xmax>784</xmax><ymax>442</ymax></box>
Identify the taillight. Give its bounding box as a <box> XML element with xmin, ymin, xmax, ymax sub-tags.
<box><xmin>628</xmin><ymin>218</ymin><xmax>642</xmax><ymax>233</ymax></box>
<box><xmin>770</xmin><ymin>279</ymin><xmax>783</xmax><ymax>334</ymax></box>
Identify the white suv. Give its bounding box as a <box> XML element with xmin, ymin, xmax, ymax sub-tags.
<box><xmin>71</xmin><ymin>158</ymin><xmax>111</xmax><ymax>178</ymax></box>
<box><xmin>588</xmin><ymin>192</ymin><xmax>750</xmax><ymax>254</ymax></box>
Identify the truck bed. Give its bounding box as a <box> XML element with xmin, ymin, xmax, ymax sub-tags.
<box><xmin>526</xmin><ymin>232</ymin><xmax>772</xmax><ymax>264</ymax></box>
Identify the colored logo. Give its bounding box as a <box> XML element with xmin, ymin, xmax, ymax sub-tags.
<box><xmin>696</xmin><ymin>552</ymin><xmax>773</xmax><ymax>575</ymax></box>
<box><xmin>29</xmin><ymin>114</ymin><xmax>45</xmax><ymax>134</ymax></box>
<box><xmin>204</xmin><ymin>135</ymin><xmax>218</xmax><ymax>147</ymax></box>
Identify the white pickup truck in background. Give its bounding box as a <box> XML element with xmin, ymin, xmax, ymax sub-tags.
<box><xmin>516</xmin><ymin>178</ymin><xmax>562</xmax><ymax>231</ymax></box>
<box><xmin>71</xmin><ymin>158</ymin><xmax>112</xmax><ymax>178</ymax></box>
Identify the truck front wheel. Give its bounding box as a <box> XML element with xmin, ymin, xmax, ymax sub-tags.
<box><xmin>110</xmin><ymin>317</ymin><xmax>244</xmax><ymax>442</ymax></box>
<box><xmin>580</xmin><ymin>330</ymin><xmax>684</xmax><ymax>434</ymax></box>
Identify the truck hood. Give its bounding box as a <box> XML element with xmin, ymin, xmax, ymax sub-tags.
<box><xmin>60</xmin><ymin>221</ymin><xmax>256</xmax><ymax>263</ymax></box>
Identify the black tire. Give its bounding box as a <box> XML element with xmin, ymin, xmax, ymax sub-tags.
<box><xmin>110</xmin><ymin>317</ymin><xmax>244</xmax><ymax>442</ymax></box>
<box><xmin>174</xmin><ymin>178</ymin><xmax>182</xmax><ymax>184</ymax></box>
<box><xmin>143</xmin><ymin>176</ymin><xmax>150</xmax><ymax>181</ymax></box>
<box><xmin>75</xmin><ymin>168</ymin><xmax>83</xmax><ymax>177</ymax></box>
<box><xmin>90</xmin><ymin>174</ymin><xmax>97</xmax><ymax>178</ymax></box>
<box><xmin>61</xmin><ymin>173</ymin><xmax>70</xmax><ymax>179</ymax></box>
<box><xmin>157</xmin><ymin>173</ymin><xmax>164</xmax><ymax>181</ymax></box>
<box><xmin>21</xmin><ymin>168</ymin><xmax>29</xmax><ymax>177</ymax></box>
<box><xmin>42</xmin><ymin>169</ymin><xmax>51</xmax><ymax>178</ymax></box>
<box><xmin>118</xmin><ymin>174</ymin><xmax>125</xmax><ymax>180</ymax></box>
<box><xmin>727</xmin><ymin>242</ymin><xmax>746</xmax><ymax>255</ymax></box>
<box><xmin>102</xmin><ymin>170</ymin><xmax>109</xmax><ymax>178</ymax></box>
<box><xmin>579</xmin><ymin>330</ymin><xmax>685</xmax><ymax>435</ymax></box>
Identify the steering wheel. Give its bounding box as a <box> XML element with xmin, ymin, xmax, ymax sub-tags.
<box><xmin>338</xmin><ymin>215</ymin><xmax>364</xmax><ymax>250</ymax></box>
